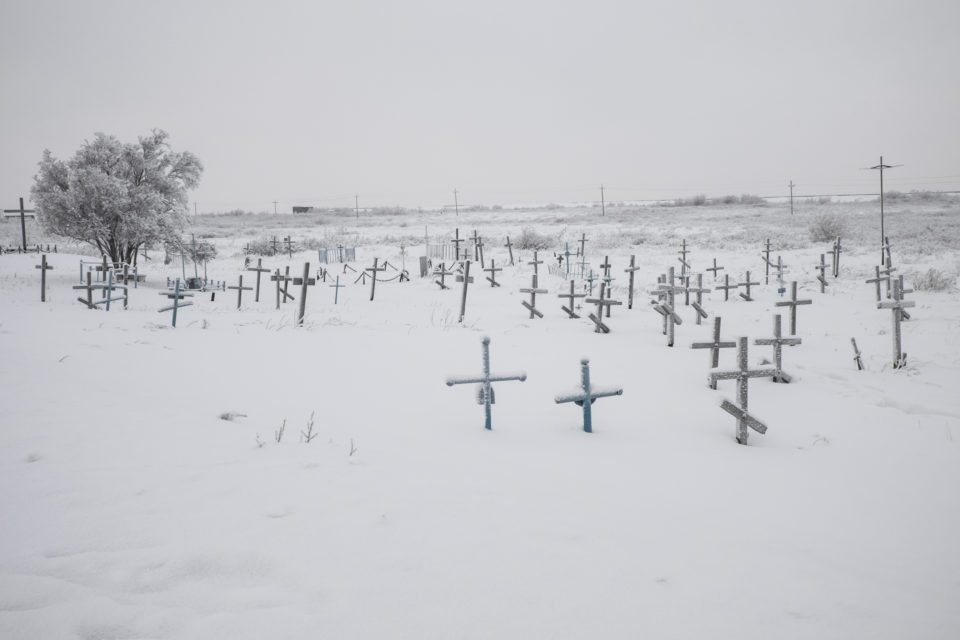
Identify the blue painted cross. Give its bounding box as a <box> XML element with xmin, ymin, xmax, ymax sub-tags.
<box><xmin>91</xmin><ymin>269</ymin><xmax>128</xmax><ymax>311</ymax></box>
<box><xmin>330</xmin><ymin>275</ymin><xmax>345</xmax><ymax>304</ymax></box>
<box><xmin>446</xmin><ymin>336</ymin><xmax>527</xmax><ymax>430</ymax></box>
<box><xmin>554</xmin><ymin>358</ymin><xmax>623</xmax><ymax>433</ymax></box>
<box><xmin>158</xmin><ymin>279</ymin><xmax>194</xmax><ymax>327</ymax></box>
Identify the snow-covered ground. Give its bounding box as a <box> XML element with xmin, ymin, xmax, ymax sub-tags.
<box><xmin>1</xmin><ymin>200</ymin><xmax>959</xmax><ymax>639</ymax></box>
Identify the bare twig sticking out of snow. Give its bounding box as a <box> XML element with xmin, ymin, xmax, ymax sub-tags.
<box><xmin>301</xmin><ymin>411</ymin><xmax>318</xmax><ymax>443</ymax></box>
<box><xmin>275</xmin><ymin>419</ymin><xmax>286</xmax><ymax>443</ymax></box>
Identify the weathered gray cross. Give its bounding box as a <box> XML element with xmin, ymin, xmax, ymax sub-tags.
<box><xmin>878</xmin><ymin>278</ymin><xmax>914</xmax><ymax>369</ymax></box>
<box><xmin>73</xmin><ymin>272</ymin><xmax>96</xmax><ymax>309</ymax></box>
<box><xmin>775</xmin><ymin>281</ymin><xmax>812</xmax><ymax>335</ymax></box>
<box><xmin>897</xmin><ymin>275</ymin><xmax>913</xmax><ymax>320</ymax></box>
<box><xmin>815</xmin><ymin>254</ymin><xmax>829</xmax><ymax>294</ymax></box>
<box><xmin>227</xmin><ymin>274</ymin><xmax>253</xmax><ymax>309</ymax></box>
<box><xmin>686</xmin><ymin>273</ymin><xmax>711</xmax><ymax>325</ymax></box>
<box><xmin>3</xmin><ymin>197</ymin><xmax>35</xmax><ymax>251</ymax></box>
<box><xmin>554</xmin><ymin>358</ymin><xmax>622</xmax><ymax>433</ymax></box>
<box><xmin>366</xmin><ymin>258</ymin><xmax>387</xmax><ymax>301</ymax></box>
<box><xmin>762</xmin><ymin>238</ymin><xmax>774</xmax><ymax>284</ymax></box>
<box><xmin>879</xmin><ymin>261</ymin><xmax>896</xmax><ymax>299</ymax></box>
<box><xmin>710</xmin><ymin>337</ymin><xmax>776</xmax><ymax>445</ymax></box>
<box><xmin>831</xmin><ymin>237</ymin><xmax>842</xmax><ymax>278</ymax></box>
<box><xmin>35</xmin><ymin>254</ymin><xmax>53</xmax><ymax>302</ymax></box>
<box><xmin>716</xmin><ymin>274</ymin><xmax>737</xmax><ymax>302</ymax></box>
<box><xmin>754</xmin><ymin>314</ymin><xmax>801</xmax><ymax>383</ymax></box>
<box><xmin>600</xmin><ymin>256</ymin><xmax>613</xmax><ymax>286</ymax></box>
<box><xmin>706</xmin><ymin>258</ymin><xmax>724</xmax><ymax>280</ymax></box>
<box><xmin>457</xmin><ymin>260</ymin><xmax>474</xmax><ymax>323</ymax></box>
<box><xmin>677</xmin><ymin>239</ymin><xmax>691</xmax><ymax>280</ymax></box>
<box><xmin>246</xmin><ymin>258</ymin><xmax>271</xmax><ymax>302</ymax></box>
<box><xmin>484</xmin><ymin>259</ymin><xmax>502</xmax><ymax>287</ymax></box>
<box><xmin>271</xmin><ymin>267</ymin><xmax>295</xmax><ymax>309</ymax></box>
<box><xmin>446</xmin><ymin>336</ymin><xmax>526</xmax><ymax>431</ymax></box>
<box><xmin>528</xmin><ymin>250</ymin><xmax>543</xmax><ymax>276</ymax></box>
<box><xmin>577</xmin><ymin>233</ymin><xmax>588</xmax><ymax>258</ymax></box>
<box><xmin>650</xmin><ymin>267</ymin><xmax>684</xmax><ymax>346</ymax></box>
<box><xmin>623</xmin><ymin>255</ymin><xmax>642</xmax><ymax>309</ymax></box>
<box><xmin>504</xmin><ymin>235</ymin><xmax>515</xmax><ymax>266</ymax></box>
<box><xmin>774</xmin><ymin>256</ymin><xmax>787</xmax><ymax>295</ymax></box>
<box><xmin>520</xmin><ymin>274</ymin><xmax>548</xmax><ymax>319</ymax></box>
<box><xmin>293</xmin><ymin>262</ymin><xmax>317</xmax><ymax>326</ymax></box>
<box><xmin>471</xmin><ymin>229</ymin><xmax>485</xmax><ymax>267</ymax></box>
<box><xmin>851</xmin><ymin>337</ymin><xmax>864</xmax><ymax>371</ymax></box>
<box><xmin>452</xmin><ymin>228</ymin><xmax>464</xmax><ymax>262</ymax></box>
<box><xmin>586</xmin><ymin>282</ymin><xmax>621</xmax><ymax>333</ymax></box>
<box><xmin>433</xmin><ymin>262</ymin><xmax>454</xmax><ymax>289</ymax></box>
<box><xmin>558</xmin><ymin>280</ymin><xmax>586</xmax><ymax>318</ymax></box>
<box><xmin>284</xmin><ymin>235</ymin><xmax>294</xmax><ymax>259</ymax></box>
<box><xmin>865</xmin><ymin>265</ymin><xmax>889</xmax><ymax>302</ymax></box>
<box><xmin>691</xmin><ymin>316</ymin><xmax>736</xmax><ymax>389</ymax></box>
<box><xmin>738</xmin><ymin>271</ymin><xmax>760</xmax><ymax>302</ymax></box>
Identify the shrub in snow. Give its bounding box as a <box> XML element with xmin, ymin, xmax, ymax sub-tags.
<box><xmin>912</xmin><ymin>268</ymin><xmax>955</xmax><ymax>291</ymax></box>
<box><xmin>808</xmin><ymin>213</ymin><xmax>846</xmax><ymax>242</ymax></box>
<box><xmin>515</xmin><ymin>226</ymin><xmax>553</xmax><ymax>250</ymax></box>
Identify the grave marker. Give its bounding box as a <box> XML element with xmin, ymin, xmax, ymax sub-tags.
<box><xmin>815</xmin><ymin>254</ymin><xmax>829</xmax><ymax>294</ymax></box>
<box><xmin>504</xmin><ymin>236</ymin><xmax>515</xmax><ymax>266</ymax></box>
<box><xmin>484</xmin><ymin>259</ymin><xmax>502</xmax><ymax>287</ymax></box>
<box><xmin>851</xmin><ymin>338</ymin><xmax>864</xmax><ymax>371</ymax></box>
<box><xmin>294</xmin><ymin>262</ymin><xmax>316</xmax><ymax>325</ymax></box>
<box><xmin>158</xmin><ymin>279</ymin><xmax>193</xmax><ymax>327</ymax></box>
<box><xmin>831</xmin><ymin>237</ymin><xmax>842</xmax><ymax>278</ymax></box>
<box><xmin>284</xmin><ymin>235</ymin><xmax>294</xmax><ymax>259</ymax></box>
<box><xmin>754</xmin><ymin>314</ymin><xmax>801</xmax><ymax>383</ymax></box>
<box><xmin>623</xmin><ymin>255</ymin><xmax>642</xmax><ymax>309</ymax></box>
<box><xmin>227</xmin><ymin>275</ymin><xmax>253</xmax><ymax>310</ymax></box>
<box><xmin>585</xmin><ymin>282</ymin><xmax>621</xmax><ymax>333</ymax></box>
<box><xmin>528</xmin><ymin>250</ymin><xmax>543</xmax><ymax>276</ymax></box>
<box><xmin>329</xmin><ymin>275</ymin><xmax>345</xmax><ymax>304</ymax></box>
<box><xmin>775</xmin><ymin>256</ymin><xmax>787</xmax><ymax>295</ymax></box>
<box><xmin>554</xmin><ymin>358</ymin><xmax>623</xmax><ymax>433</ymax></box>
<box><xmin>691</xmin><ymin>316</ymin><xmax>736</xmax><ymax>389</ymax></box>
<box><xmin>677</xmin><ymin>239</ymin><xmax>691</xmax><ymax>279</ymax></box>
<box><xmin>366</xmin><ymin>258</ymin><xmax>387</xmax><ymax>301</ymax></box>
<box><xmin>577</xmin><ymin>233</ymin><xmax>588</xmax><ymax>258</ymax></box>
<box><xmin>706</xmin><ymin>258</ymin><xmax>724</xmax><ymax>280</ymax></box>
<box><xmin>687</xmin><ymin>274</ymin><xmax>710</xmax><ymax>325</ymax></box>
<box><xmin>452</xmin><ymin>228</ymin><xmax>464</xmax><ymax>262</ymax></box>
<box><xmin>651</xmin><ymin>267</ymin><xmax>684</xmax><ymax>346</ymax></box>
<box><xmin>35</xmin><ymin>254</ymin><xmax>53</xmax><ymax>302</ymax></box>
<box><xmin>710</xmin><ymin>337</ymin><xmax>776</xmax><ymax>445</ymax></box>
<box><xmin>73</xmin><ymin>272</ymin><xmax>95</xmax><ymax>309</ymax></box>
<box><xmin>738</xmin><ymin>271</ymin><xmax>759</xmax><ymax>302</ymax></box>
<box><xmin>434</xmin><ymin>262</ymin><xmax>454</xmax><ymax>290</ymax></box>
<box><xmin>246</xmin><ymin>258</ymin><xmax>270</xmax><ymax>302</ymax></box>
<box><xmin>865</xmin><ymin>265</ymin><xmax>888</xmax><ymax>302</ymax></box>
<box><xmin>271</xmin><ymin>268</ymin><xmax>295</xmax><ymax>309</ymax></box>
<box><xmin>762</xmin><ymin>239</ymin><xmax>774</xmax><ymax>284</ymax></box>
<box><xmin>457</xmin><ymin>260</ymin><xmax>474</xmax><ymax>323</ymax></box>
<box><xmin>92</xmin><ymin>269</ymin><xmax>128</xmax><ymax>311</ymax></box>
<box><xmin>520</xmin><ymin>274</ymin><xmax>548</xmax><ymax>319</ymax></box>
<box><xmin>445</xmin><ymin>336</ymin><xmax>526</xmax><ymax>430</ymax></box>
<box><xmin>3</xmin><ymin>197</ymin><xmax>35</xmax><ymax>251</ymax></box>
<box><xmin>774</xmin><ymin>281</ymin><xmax>812</xmax><ymax>335</ymax></box>
<box><xmin>877</xmin><ymin>279</ymin><xmax>914</xmax><ymax>369</ymax></box>
<box><xmin>716</xmin><ymin>274</ymin><xmax>737</xmax><ymax>301</ymax></box>
<box><xmin>559</xmin><ymin>280</ymin><xmax>586</xmax><ymax>318</ymax></box>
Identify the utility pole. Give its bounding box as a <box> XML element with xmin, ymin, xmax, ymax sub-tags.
<box><xmin>273</xmin><ymin>200</ymin><xmax>279</xmax><ymax>215</ymax></box>
<box><xmin>600</xmin><ymin>184</ymin><xmax>606</xmax><ymax>217</ymax></box>
<box><xmin>788</xmin><ymin>181</ymin><xmax>795</xmax><ymax>215</ymax></box>
<box><xmin>864</xmin><ymin>156</ymin><xmax>901</xmax><ymax>264</ymax></box>
<box><xmin>454</xmin><ymin>189</ymin><xmax>460</xmax><ymax>217</ymax></box>
<box><xmin>355</xmin><ymin>194</ymin><xmax>359</xmax><ymax>220</ymax></box>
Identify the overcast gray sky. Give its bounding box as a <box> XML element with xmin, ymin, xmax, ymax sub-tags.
<box><xmin>2</xmin><ymin>0</ymin><xmax>958</xmax><ymax>212</ymax></box>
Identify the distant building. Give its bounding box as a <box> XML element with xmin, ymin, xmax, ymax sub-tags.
<box><xmin>292</xmin><ymin>206</ymin><xmax>314</xmax><ymax>214</ymax></box>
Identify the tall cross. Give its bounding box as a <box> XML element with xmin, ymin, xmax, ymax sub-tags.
<box><xmin>158</xmin><ymin>279</ymin><xmax>194</xmax><ymax>328</ymax></box>
<box><xmin>504</xmin><ymin>235</ymin><xmax>515</xmax><ymax>266</ymax></box>
<box><xmin>366</xmin><ymin>258</ymin><xmax>387</xmax><ymax>301</ymax></box>
<box><xmin>446</xmin><ymin>336</ymin><xmax>526</xmax><ymax>430</ymax></box>
<box><xmin>246</xmin><ymin>258</ymin><xmax>270</xmax><ymax>302</ymax></box>
<box><xmin>775</xmin><ymin>281</ymin><xmax>812</xmax><ymax>335</ymax></box>
<box><xmin>293</xmin><ymin>262</ymin><xmax>317</xmax><ymax>326</ymax></box>
<box><xmin>329</xmin><ymin>275</ymin><xmax>345</xmax><ymax>304</ymax></box>
<box><xmin>452</xmin><ymin>228</ymin><xmax>464</xmax><ymax>262</ymax></box>
<box><xmin>706</xmin><ymin>258</ymin><xmax>724</xmax><ymax>280</ymax></box>
<box><xmin>762</xmin><ymin>239</ymin><xmax>773</xmax><ymax>285</ymax></box>
<box><xmin>687</xmin><ymin>274</ymin><xmax>711</xmax><ymax>325</ymax></box>
<box><xmin>815</xmin><ymin>254</ymin><xmax>829</xmax><ymax>294</ymax></box>
<box><xmin>710</xmin><ymin>337</ymin><xmax>776</xmax><ymax>445</ymax></box>
<box><xmin>35</xmin><ymin>254</ymin><xmax>53</xmax><ymax>302</ymax></box>
<box><xmin>528</xmin><ymin>250</ymin><xmax>543</xmax><ymax>276</ymax></box>
<box><xmin>457</xmin><ymin>260</ymin><xmax>474</xmax><ymax>323</ymax></box>
<box><xmin>585</xmin><ymin>282</ymin><xmax>621</xmax><ymax>333</ymax></box>
<box><xmin>677</xmin><ymin>239</ymin><xmax>691</xmax><ymax>280</ymax></box>
<box><xmin>716</xmin><ymin>274</ymin><xmax>737</xmax><ymax>302</ymax></box>
<box><xmin>558</xmin><ymin>280</ymin><xmax>586</xmax><ymax>318</ymax></box>
<box><xmin>227</xmin><ymin>274</ymin><xmax>253</xmax><ymax>309</ymax></box>
<box><xmin>691</xmin><ymin>316</ymin><xmax>736</xmax><ymax>389</ymax></box>
<box><xmin>865</xmin><ymin>265</ymin><xmax>889</xmax><ymax>302</ymax></box>
<box><xmin>520</xmin><ymin>274</ymin><xmax>548</xmax><ymax>319</ymax></box>
<box><xmin>4</xmin><ymin>197</ymin><xmax>36</xmax><ymax>251</ymax></box>
<box><xmin>878</xmin><ymin>279</ymin><xmax>914</xmax><ymax>369</ymax></box>
<box><xmin>484</xmin><ymin>259</ymin><xmax>502</xmax><ymax>287</ymax></box>
<box><xmin>554</xmin><ymin>358</ymin><xmax>623</xmax><ymax>433</ymax></box>
<box><xmin>754</xmin><ymin>314</ymin><xmax>801</xmax><ymax>383</ymax></box>
<box><xmin>623</xmin><ymin>255</ymin><xmax>642</xmax><ymax>309</ymax></box>
<box><xmin>738</xmin><ymin>271</ymin><xmax>760</xmax><ymax>302</ymax></box>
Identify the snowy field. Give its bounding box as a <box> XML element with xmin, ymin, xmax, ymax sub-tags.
<box><xmin>2</xmin><ymin>199</ymin><xmax>959</xmax><ymax>639</ymax></box>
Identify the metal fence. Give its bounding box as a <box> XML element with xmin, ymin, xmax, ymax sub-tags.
<box><xmin>317</xmin><ymin>247</ymin><xmax>357</xmax><ymax>264</ymax></box>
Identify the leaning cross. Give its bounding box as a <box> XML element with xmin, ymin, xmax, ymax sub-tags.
<box><xmin>559</xmin><ymin>280</ymin><xmax>586</xmax><ymax>318</ymax></box>
<box><xmin>246</xmin><ymin>258</ymin><xmax>271</xmax><ymax>302</ymax></box>
<box><xmin>446</xmin><ymin>336</ymin><xmax>526</xmax><ymax>430</ymax></box>
<box><xmin>716</xmin><ymin>274</ymin><xmax>737</xmax><ymax>302</ymax></box>
<box><xmin>270</xmin><ymin>268</ymin><xmax>295</xmax><ymax>310</ymax></box>
<box><xmin>623</xmin><ymin>255</ymin><xmax>642</xmax><ymax>309</ymax></box>
<box><xmin>774</xmin><ymin>281</ymin><xmax>812</xmax><ymax>335</ymax></box>
<box><xmin>677</xmin><ymin>239</ymin><xmax>691</xmax><ymax>280</ymax></box>
<box><xmin>815</xmin><ymin>254</ymin><xmax>830</xmax><ymax>294</ymax></box>
<box><xmin>158</xmin><ymin>279</ymin><xmax>194</xmax><ymax>328</ymax></box>
<box><xmin>691</xmin><ymin>316</ymin><xmax>736</xmax><ymax>389</ymax></box>
<box><xmin>710</xmin><ymin>337</ymin><xmax>776</xmax><ymax>445</ymax></box>
<box><xmin>851</xmin><ymin>338</ymin><xmax>864</xmax><ymax>371</ymax></box>
<box><xmin>504</xmin><ymin>235</ymin><xmax>515</xmax><ymax>266</ymax></box>
<box><xmin>366</xmin><ymin>258</ymin><xmax>387</xmax><ymax>301</ymax></box>
<box><xmin>585</xmin><ymin>282</ymin><xmax>621</xmax><ymax>333</ymax></box>
<box><xmin>293</xmin><ymin>262</ymin><xmax>317</xmax><ymax>326</ymax></box>
<box><xmin>227</xmin><ymin>274</ymin><xmax>253</xmax><ymax>310</ymax></box>
<box><xmin>877</xmin><ymin>279</ymin><xmax>915</xmax><ymax>369</ymax></box>
<box><xmin>35</xmin><ymin>254</ymin><xmax>53</xmax><ymax>302</ymax></box>
<box><xmin>554</xmin><ymin>358</ymin><xmax>623</xmax><ymax>433</ymax></box>
<box><xmin>456</xmin><ymin>260</ymin><xmax>474</xmax><ymax>323</ymax></box>
<box><xmin>754</xmin><ymin>314</ymin><xmax>801</xmax><ymax>383</ymax></box>
<box><xmin>4</xmin><ymin>197</ymin><xmax>36</xmax><ymax>251</ymax></box>
<box><xmin>520</xmin><ymin>274</ymin><xmax>548</xmax><ymax>319</ymax></box>
<box><xmin>73</xmin><ymin>272</ymin><xmax>96</xmax><ymax>309</ymax></box>
<box><xmin>484</xmin><ymin>259</ymin><xmax>502</xmax><ymax>287</ymax></box>
<box><xmin>738</xmin><ymin>270</ymin><xmax>760</xmax><ymax>302</ymax></box>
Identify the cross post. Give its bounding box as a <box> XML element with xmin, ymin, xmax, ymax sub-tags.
<box><xmin>446</xmin><ymin>336</ymin><xmax>526</xmax><ymax>430</ymax></box>
<box><xmin>528</xmin><ymin>250</ymin><xmax>543</xmax><ymax>276</ymax></box>
<box><xmin>158</xmin><ymin>279</ymin><xmax>194</xmax><ymax>327</ymax></box>
<box><xmin>738</xmin><ymin>270</ymin><xmax>760</xmax><ymax>302</ymax></box>
<box><xmin>754</xmin><ymin>314</ymin><xmax>801</xmax><ymax>383</ymax></box>
<box><xmin>330</xmin><ymin>275</ymin><xmax>345</xmax><ymax>304</ymax></box>
<box><xmin>585</xmin><ymin>282</ymin><xmax>621</xmax><ymax>333</ymax></box>
<box><xmin>434</xmin><ymin>262</ymin><xmax>454</xmax><ymax>290</ymax></box>
<box><xmin>815</xmin><ymin>254</ymin><xmax>829</xmax><ymax>294</ymax></box>
<box><xmin>366</xmin><ymin>258</ymin><xmax>387</xmax><ymax>301</ymax></box>
<box><xmin>851</xmin><ymin>337</ymin><xmax>864</xmax><ymax>371</ymax></box>
<box><xmin>504</xmin><ymin>236</ymin><xmax>515</xmax><ymax>266</ymax></box>
<box><xmin>710</xmin><ymin>337</ymin><xmax>776</xmax><ymax>445</ymax></box>
<box><xmin>559</xmin><ymin>280</ymin><xmax>586</xmax><ymax>318</ymax></box>
<box><xmin>35</xmin><ymin>253</ymin><xmax>53</xmax><ymax>302</ymax></box>
<box><xmin>520</xmin><ymin>274</ymin><xmax>548</xmax><ymax>319</ymax></box>
<box><xmin>691</xmin><ymin>316</ymin><xmax>736</xmax><ymax>388</ymax></box>
<box><xmin>865</xmin><ymin>265</ymin><xmax>888</xmax><ymax>302</ymax></box>
<box><xmin>246</xmin><ymin>258</ymin><xmax>270</xmax><ymax>302</ymax></box>
<box><xmin>706</xmin><ymin>258</ymin><xmax>724</xmax><ymax>280</ymax></box>
<box><xmin>716</xmin><ymin>274</ymin><xmax>737</xmax><ymax>301</ymax></box>
<box><xmin>227</xmin><ymin>274</ymin><xmax>253</xmax><ymax>310</ymax></box>
<box><xmin>484</xmin><ymin>259</ymin><xmax>502</xmax><ymax>287</ymax></box>
<box><xmin>3</xmin><ymin>197</ymin><xmax>36</xmax><ymax>251</ymax></box>
<box><xmin>623</xmin><ymin>255</ymin><xmax>642</xmax><ymax>309</ymax></box>
<box><xmin>554</xmin><ymin>358</ymin><xmax>623</xmax><ymax>433</ymax></box>
<box><xmin>687</xmin><ymin>273</ymin><xmax>711</xmax><ymax>325</ymax></box>
<box><xmin>877</xmin><ymin>279</ymin><xmax>915</xmax><ymax>369</ymax></box>
<box><xmin>774</xmin><ymin>281</ymin><xmax>813</xmax><ymax>335</ymax></box>
<box><xmin>457</xmin><ymin>260</ymin><xmax>474</xmax><ymax>323</ymax></box>
<box><xmin>762</xmin><ymin>239</ymin><xmax>773</xmax><ymax>285</ymax></box>
<box><xmin>294</xmin><ymin>262</ymin><xmax>317</xmax><ymax>325</ymax></box>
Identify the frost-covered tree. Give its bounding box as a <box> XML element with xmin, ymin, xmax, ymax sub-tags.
<box><xmin>31</xmin><ymin>129</ymin><xmax>202</xmax><ymax>265</ymax></box>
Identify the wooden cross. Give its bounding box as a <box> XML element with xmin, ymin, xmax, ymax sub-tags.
<box><xmin>585</xmin><ymin>269</ymin><xmax>597</xmax><ymax>296</ymax></box>
<box><xmin>520</xmin><ymin>274</ymin><xmax>548</xmax><ymax>319</ymax></box>
<box><xmin>329</xmin><ymin>275</ymin><xmax>345</xmax><ymax>304</ymax></box>
<box><xmin>504</xmin><ymin>235</ymin><xmax>515</xmax><ymax>266</ymax></box>
<box><xmin>762</xmin><ymin>238</ymin><xmax>774</xmax><ymax>284</ymax></box>
<box><xmin>691</xmin><ymin>316</ymin><xmax>736</xmax><ymax>389</ymax></box>
<box><xmin>815</xmin><ymin>254</ymin><xmax>829</xmax><ymax>294</ymax></box>
<box><xmin>716</xmin><ymin>274</ymin><xmax>737</xmax><ymax>301</ymax></box>
<box><xmin>851</xmin><ymin>338</ymin><xmax>864</xmax><ymax>371</ymax></box>
<box><xmin>623</xmin><ymin>255</ymin><xmax>642</xmax><ymax>309</ymax></box>
<box><xmin>882</xmin><ymin>236</ymin><xmax>892</xmax><ymax>269</ymax></box>
<box><xmin>687</xmin><ymin>274</ymin><xmax>711</xmax><ymax>325</ymax></box>
<box><xmin>775</xmin><ymin>281</ymin><xmax>812</xmax><ymax>335</ymax></box>
<box><xmin>738</xmin><ymin>271</ymin><xmax>760</xmax><ymax>302</ymax></box>
<box><xmin>585</xmin><ymin>282</ymin><xmax>621</xmax><ymax>333</ymax></box>
<box><xmin>561</xmin><ymin>243</ymin><xmax>574</xmax><ymax>279</ymax></box>
<box><xmin>528</xmin><ymin>250</ymin><xmax>543</xmax><ymax>276</ymax></box>
<box><xmin>558</xmin><ymin>280</ymin><xmax>586</xmax><ymax>318</ymax></box>
<box><xmin>878</xmin><ymin>279</ymin><xmax>915</xmax><ymax>369</ymax></box>
<box><xmin>600</xmin><ymin>255</ymin><xmax>612</xmax><ymax>283</ymax></box>
<box><xmin>457</xmin><ymin>260</ymin><xmax>474</xmax><ymax>323</ymax></box>
<box><xmin>710</xmin><ymin>337</ymin><xmax>776</xmax><ymax>445</ymax></box>
<box><xmin>706</xmin><ymin>257</ymin><xmax>724</xmax><ymax>280</ymax></box>
<box><xmin>775</xmin><ymin>256</ymin><xmax>787</xmax><ymax>295</ymax></box>
<box><xmin>484</xmin><ymin>259</ymin><xmax>502</xmax><ymax>287</ymax></box>
<box><xmin>284</xmin><ymin>235</ymin><xmax>294</xmax><ymax>259</ymax></box>
<box><xmin>650</xmin><ymin>267</ymin><xmax>683</xmax><ymax>346</ymax></box>
<box><xmin>471</xmin><ymin>229</ymin><xmax>483</xmax><ymax>265</ymax></box>
<box><xmin>434</xmin><ymin>262</ymin><xmax>454</xmax><ymax>290</ymax></box>
<box><xmin>246</xmin><ymin>258</ymin><xmax>270</xmax><ymax>302</ymax></box>
<box><xmin>754</xmin><ymin>314</ymin><xmax>801</xmax><ymax>383</ymax></box>
<box><xmin>677</xmin><ymin>239</ymin><xmax>691</xmax><ymax>279</ymax></box>
<box><xmin>158</xmin><ymin>279</ymin><xmax>194</xmax><ymax>327</ymax></box>
<box><xmin>227</xmin><ymin>274</ymin><xmax>253</xmax><ymax>310</ymax></box>
<box><xmin>90</xmin><ymin>269</ymin><xmax>128</xmax><ymax>311</ymax></box>
<box><xmin>293</xmin><ymin>262</ymin><xmax>316</xmax><ymax>326</ymax></box>
<box><xmin>879</xmin><ymin>262</ymin><xmax>896</xmax><ymax>299</ymax></box>
<box><xmin>452</xmin><ymin>228</ymin><xmax>464</xmax><ymax>262</ymax></box>
<box><xmin>4</xmin><ymin>197</ymin><xmax>36</xmax><ymax>251</ymax></box>
<box><xmin>73</xmin><ymin>272</ymin><xmax>96</xmax><ymax>309</ymax></box>
<box><xmin>270</xmin><ymin>268</ymin><xmax>295</xmax><ymax>309</ymax></box>
<box><xmin>577</xmin><ymin>233</ymin><xmax>588</xmax><ymax>258</ymax></box>
<box><xmin>366</xmin><ymin>258</ymin><xmax>387</xmax><ymax>301</ymax></box>
<box><xmin>831</xmin><ymin>237</ymin><xmax>842</xmax><ymax>278</ymax></box>
<box><xmin>270</xmin><ymin>236</ymin><xmax>279</xmax><ymax>256</ymax></box>
<box><xmin>865</xmin><ymin>265</ymin><xmax>889</xmax><ymax>302</ymax></box>
<box><xmin>897</xmin><ymin>275</ymin><xmax>913</xmax><ymax>320</ymax></box>
<box><xmin>446</xmin><ymin>336</ymin><xmax>526</xmax><ymax>430</ymax></box>
<box><xmin>35</xmin><ymin>254</ymin><xmax>53</xmax><ymax>302</ymax></box>
<box><xmin>554</xmin><ymin>358</ymin><xmax>623</xmax><ymax>433</ymax></box>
